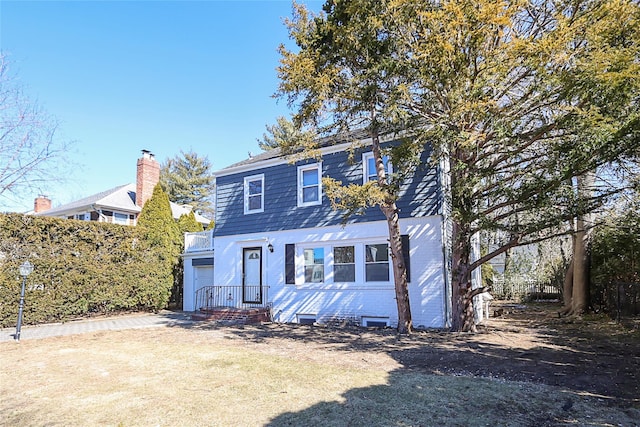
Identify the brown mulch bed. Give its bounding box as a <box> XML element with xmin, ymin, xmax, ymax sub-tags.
<box><xmin>193</xmin><ymin>301</ymin><xmax>639</xmax><ymax>407</ymax></box>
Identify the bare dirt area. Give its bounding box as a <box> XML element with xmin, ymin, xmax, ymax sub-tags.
<box><xmin>201</xmin><ymin>301</ymin><xmax>639</xmax><ymax>407</ymax></box>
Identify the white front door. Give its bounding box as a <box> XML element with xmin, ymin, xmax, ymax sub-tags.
<box><xmin>242</xmin><ymin>247</ymin><xmax>262</xmax><ymax>304</ymax></box>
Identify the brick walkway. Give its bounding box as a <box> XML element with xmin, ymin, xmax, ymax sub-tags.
<box><xmin>0</xmin><ymin>311</ymin><xmax>195</xmax><ymax>342</ymax></box>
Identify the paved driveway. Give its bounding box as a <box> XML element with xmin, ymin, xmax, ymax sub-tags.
<box><xmin>0</xmin><ymin>311</ymin><xmax>195</xmax><ymax>342</ymax></box>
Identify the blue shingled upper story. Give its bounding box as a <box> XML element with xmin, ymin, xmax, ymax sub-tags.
<box><xmin>213</xmin><ymin>140</ymin><xmax>441</xmax><ymax>237</ymax></box>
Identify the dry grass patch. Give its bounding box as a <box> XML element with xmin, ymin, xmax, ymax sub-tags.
<box><xmin>0</xmin><ymin>325</ymin><xmax>638</xmax><ymax>426</ymax></box>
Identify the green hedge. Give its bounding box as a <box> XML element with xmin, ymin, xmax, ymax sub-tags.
<box><xmin>0</xmin><ymin>213</ymin><xmax>174</xmax><ymax>327</ymax></box>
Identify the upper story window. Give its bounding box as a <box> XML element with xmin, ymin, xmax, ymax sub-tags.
<box><xmin>297</xmin><ymin>163</ymin><xmax>322</xmax><ymax>207</ymax></box>
<box><xmin>244</xmin><ymin>174</ymin><xmax>264</xmax><ymax>214</ymax></box>
<box><xmin>363</xmin><ymin>152</ymin><xmax>393</xmax><ymax>183</ymax></box>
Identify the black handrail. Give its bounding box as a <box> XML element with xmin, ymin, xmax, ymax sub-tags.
<box><xmin>195</xmin><ymin>285</ymin><xmax>269</xmax><ymax>310</ymax></box>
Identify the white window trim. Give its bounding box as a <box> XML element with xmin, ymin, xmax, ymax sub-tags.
<box><xmin>296</xmin><ymin>313</ymin><xmax>317</xmax><ymax>325</ymax></box>
<box><xmin>362</xmin><ymin>152</ymin><xmax>393</xmax><ymax>184</ymax></box>
<box><xmin>364</xmin><ymin>242</ymin><xmax>391</xmax><ymax>282</ymax></box>
<box><xmin>297</xmin><ymin>162</ymin><xmax>322</xmax><ymax>207</ymax></box>
<box><xmin>294</xmin><ymin>241</ymin><xmax>393</xmax><ymax>287</ymax></box>
<box><xmin>333</xmin><ymin>245</ymin><xmax>356</xmax><ymax>283</ymax></box>
<box><xmin>303</xmin><ymin>246</ymin><xmax>325</xmax><ymax>284</ymax></box>
<box><xmin>244</xmin><ymin>174</ymin><xmax>264</xmax><ymax>215</ymax></box>
<box><xmin>361</xmin><ymin>316</ymin><xmax>390</xmax><ymax>327</ymax></box>
<box><xmin>113</xmin><ymin>212</ymin><xmax>129</xmax><ymax>225</ymax></box>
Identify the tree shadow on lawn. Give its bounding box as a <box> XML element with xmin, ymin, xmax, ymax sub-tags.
<box><xmin>262</xmin><ymin>367</ymin><xmax>636</xmax><ymax>427</ymax></box>
<box><xmin>167</xmin><ymin>304</ymin><xmax>639</xmax><ymax>407</ymax></box>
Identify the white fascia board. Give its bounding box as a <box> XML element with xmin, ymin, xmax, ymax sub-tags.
<box><xmin>93</xmin><ymin>204</ymin><xmax>141</xmax><ymax>214</ymax></box>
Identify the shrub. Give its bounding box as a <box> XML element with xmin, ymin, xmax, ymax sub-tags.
<box><xmin>0</xmin><ymin>213</ymin><xmax>174</xmax><ymax>327</ymax></box>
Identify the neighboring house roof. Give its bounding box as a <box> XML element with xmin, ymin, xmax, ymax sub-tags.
<box><xmin>170</xmin><ymin>203</ymin><xmax>211</xmax><ymax>225</ymax></box>
<box><xmin>35</xmin><ymin>183</ymin><xmax>211</xmax><ymax>225</ymax></box>
<box><xmin>35</xmin><ymin>184</ymin><xmax>141</xmax><ymax>216</ymax></box>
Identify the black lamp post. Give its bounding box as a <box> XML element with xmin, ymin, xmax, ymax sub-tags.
<box><xmin>15</xmin><ymin>261</ymin><xmax>34</xmax><ymax>342</ymax></box>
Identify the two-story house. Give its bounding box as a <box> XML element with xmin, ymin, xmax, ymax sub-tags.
<box><xmin>183</xmin><ymin>133</ymin><xmax>470</xmax><ymax>329</ymax></box>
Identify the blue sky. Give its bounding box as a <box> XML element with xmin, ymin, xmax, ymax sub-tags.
<box><xmin>1</xmin><ymin>0</ymin><xmax>321</xmax><ymax>212</ymax></box>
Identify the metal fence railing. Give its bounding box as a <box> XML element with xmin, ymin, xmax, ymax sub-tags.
<box><xmin>491</xmin><ymin>277</ymin><xmax>561</xmax><ymax>301</ymax></box>
<box><xmin>195</xmin><ymin>285</ymin><xmax>269</xmax><ymax>311</ymax></box>
<box><xmin>593</xmin><ymin>282</ymin><xmax>640</xmax><ymax>322</ymax></box>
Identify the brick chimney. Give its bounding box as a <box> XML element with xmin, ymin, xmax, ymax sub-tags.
<box><xmin>136</xmin><ymin>150</ymin><xmax>160</xmax><ymax>208</ymax></box>
<box><xmin>34</xmin><ymin>195</ymin><xmax>52</xmax><ymax>213</ymax></box>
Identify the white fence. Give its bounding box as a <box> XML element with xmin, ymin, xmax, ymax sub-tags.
<box><xmin>491</xmin><ymin>277</ymin><xmax>560</xmax><ymax>300</ymax></box>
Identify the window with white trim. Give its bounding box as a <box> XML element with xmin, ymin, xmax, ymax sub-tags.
<box><xmin>244</xmin><ymin>174</ymin><xmax>264</xmax><ymax>214</ymax></box>
<box><xmin>365</xmin><ymin>243</ymin><xmax>390</xmax><ymax>281</ymax></box>
<box><xmin>297</xmin><ymin>314</ymin><xmax>317</xmax><ymax>325</ymax></box>
<box><xmin>333</xmin><ymin>246</ymin><xmax>355</xmax><ymax>282</ymax></box>
<box><xmin>297</xmin><ymin>163</ymin><xmax>322</xmax><ymax>206</ymax></box>
<box><xmin>363</xmin><ymin>152</ymin><xmax>392</xmax><ymax>183</ymax></box>
<box><xmin>113</xmin><ymin>212</ymin><xmax>129</xmax><ymax>225</ymax></box>
<box><xmin>304</xmin><ymin>247</ymin><xmax>324</xmax><ymax>283</ymax></box>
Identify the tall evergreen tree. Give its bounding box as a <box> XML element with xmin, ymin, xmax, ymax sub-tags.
<box><xmin>137</xmin><ymin>184</ymin><xmax>181</xmax><ymax>309</ymax></box>
<box><xmin>277</xmin><ymin>0</ymin><xmax>640</xmax><ymax>332</ymax></box>
<box><xmin>257</xmin><ymin>116</ymin><xmax>316</xmax><ymax>152</ymax></box>
<box><xmin>160</xmin><ymin>150</ymin><xmax>215</xmax><ymax>218</ymax></box>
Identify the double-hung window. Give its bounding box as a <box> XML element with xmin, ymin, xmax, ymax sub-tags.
<box><xmin>365</xmin><ymin>243</ymin><xmax>390</xmax><ymax>281</ymax></box>
<box><xmin>363</xmin><ymin>152</ymin><xmax>392</xmax><ymax>184</ymax></box>
<box><xmin>244</xmin><ymin>174</ymin><xmax>264</xmax><ymax>214</ymax></box>
<box><xmin>304</xmin><ymin>247</ymin><xmax>324</xmax><ymax>283</ymax></box>
<box><xmin>333</xmin><ymin>246</ymin><xmax>356</xmax><ymax>282</ymax></box>
<box><xmin>297</xmin><ymin>163</ymin><xmax>322</xmax><ymax>207</ymax></box>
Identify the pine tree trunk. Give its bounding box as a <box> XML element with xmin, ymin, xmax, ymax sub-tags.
<box><xmin>371</xmin><ymin>127</ymin><xmax>412</xmax><ymax>334</ymax></box>
<box><xmin>561</xmin><ymin>257</ymin><xmax>574</xmax><ymax>314</ymax></box>
<box><xmin>384</xmin><ymin>203</ymin><xmax>412</xmax><ymax>334</ymax></box>
<box><xmin>570</xmin><ymin>172</ymin><xmax>594</xmax><ymax>315</ymax></box>
<box><xmin>571</xmin><ymin>216</ymin><xmax>590</xmax><ymax>314</ymax></box>
<box><xmin>450</xmin><ymin>220</ymin><xmax>475</xmax><ymax>332</ymax></box>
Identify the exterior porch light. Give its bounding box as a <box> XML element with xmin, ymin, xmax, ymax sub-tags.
<box><xmin>15</xmin><ymin>261</ymin><xmax>34</xmax><ymax>342</ymax></box>
<box><xmin>267</xmin><ymin>243</ymin><xmax>274</xmax><ymax>253</ymax></box>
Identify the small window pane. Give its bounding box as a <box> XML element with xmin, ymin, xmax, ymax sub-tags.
<box><xmin>249</xmin><ymin>180</ymin><xmax>262</xmax><ymax>195</ymax></box>
<box><xmin>334</xmin><ymin>246</ymin><xmax>354</xmax><ymax>263</ymax></box>
<box><xmin>334</xmin><ymin>265</ymin><xmax>355</xmax><ymax>282</ymax></box>
<box><xmin>367</xmin><ymin>157</ymin><xmax>377</xmax><ymax>181</ymax></box>
<box><xmin>366</xmin><ymin>244</ymin><xmax>389</xmax><ymax>262</ymax></box>
<box><xmin>302</xmin><ymin>186</ymin><xmax>318</xmax><ymax>203</ymax></box>
<box><xmin>302</xmin><ymin>169</ymin><xmax>318</xmax><ymax>186</ymax></box>
<box><xmin>248</xmin><ymin>195</ymin><xmax>262</xmax><ymax>210</ymax></box>
<box><xmin>366</xmin><ymin>263</ymin><xmax>390</xmax><ymax>281</ymax></box>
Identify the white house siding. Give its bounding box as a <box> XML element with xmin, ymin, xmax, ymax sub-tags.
<box><xmin>182</xmin><ymin>254</ymin><xmax>214</xmax><ymax>311</ymax></box>
<box><xmin>205</xmin><ymin>215</ymin><xmax>447</xmax><ymax>328</ymax></box>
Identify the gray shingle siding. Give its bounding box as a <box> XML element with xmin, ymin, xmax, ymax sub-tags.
<box><xmin>214</xmin><ymin>144</ymin><xmax>441</xmax><ymax>237</ymax></box>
